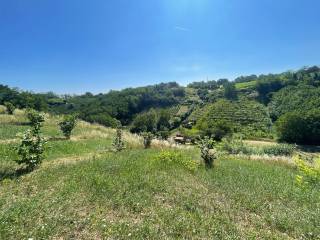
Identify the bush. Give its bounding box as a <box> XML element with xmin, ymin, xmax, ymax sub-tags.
<box><xmin>157</xmin><ymin>130</ymin><xmax>170</xmax><ymax>140</ymax></box>
<box><xmin>219</xmin><ymin>134</ymin><xmax>249</xmax><ymax>154</ymax></box>
<box><xmin>112</xmin><ymin>128</ymin><xmax>125</xmax><ymax>152</ymax></box>
<box><xmin>276</xmin><ymin>110</ymin><xmax>320</xmax><ymax>145</ymax></box>
<box><xmin>198</xmin><ymin>137</ymin><xmax>216</xmax><ymax>168</ymax></box>
<box><xmin>59</xmin><ymin>115</ymin><xmax>77</xmax><ymax>139</ymax></box>
<box><xmin>155</xmin><ymin>150</ymin><xmax>198</xmax><ymax>171</ymax></box>
<box><xmin>85</xmin><ymin>113</ymin><xmax>120</xmax><ymax>128</ymax></box>
<box><xmin>142</xmin><ymin>132</ymin><xmax>153</xmax><ymax>149</ymax></box>
<box><xmin>262</xmin><ymin>144</ymin><xmax>296</xmax><ymax>156</ymax></box>
<box><xmin>295</xmin><ymin>155</ymin><xmax>320</xmax><ymax>189</ymax></box>
<box><xmin>26</xmin><ymin>109</ymin><xmax>45</xmax><ymax>133</ymax></box>
<box><xmin>4</xmin><ymin>102</ymin><xmax>15</xmax><ymax>115</ymax></box>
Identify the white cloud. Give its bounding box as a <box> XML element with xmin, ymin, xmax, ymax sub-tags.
<box><xmin>174</xmin><ymin>26</ymin><xmax>190</xmax><ymax>32</ymax></box>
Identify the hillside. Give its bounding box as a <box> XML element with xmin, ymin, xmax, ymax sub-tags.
<box><xmin>1</xmin><ymin>66</ymin><xmax>320</xmax><ymax>145</ymax></box>
<box><xmin>0</xmin><ymin>111</ymin><xmax>319</xmax><ymax>239</ymax></box>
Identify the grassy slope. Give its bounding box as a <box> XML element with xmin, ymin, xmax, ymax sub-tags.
<box><xmin>235</xmin><ymin>81</ymin><xmax>257</xmax><ymax>90</ymax></box>
<box><xmin>0</xmin><ymin>111</ymin><xmax>319</xmax><ymax>239</ymax></box>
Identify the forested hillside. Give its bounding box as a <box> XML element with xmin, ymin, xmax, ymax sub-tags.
<box><xmin>1</xmin><ymin>66</ymin><xmax>320</xmax><ymax>145</ymax></box>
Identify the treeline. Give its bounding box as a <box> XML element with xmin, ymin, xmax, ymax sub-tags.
<box><xmin>1</xmin><ymin>66</ymin><xmax>320</xmax><ymax>145</ymax></box>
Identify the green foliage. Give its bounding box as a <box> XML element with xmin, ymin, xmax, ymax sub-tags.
<box><xmin>112</xmin><ymin>128</ymin><xmax>125</xmax><ymax>152</ymax></box>
<box><xmin>275</xmin><ymin>110</ymin><xmax>320</xmax><ymax>145</ymax></box>
<box><xmin>256</xmin><ymin>78</ymin><xmax>284</xmax><ymax>103</ymax></box>
<box><xmin>295</xmin><ymin>156</ymin><xmax>320</xmax><ymax>189</ymax></box>
<box><xmin>131</xmin><ymin>108</ymin><xmax>172</xmax><ymax>134</ymax></box>
<box><xmin>262</xmin><ymin>144</ymin><xmax>296</xmax><ymax>156</ymax></box>
<box><xmin>26</xmin><ymin>109</ymin><xmax>45</xmax><ymax>134</ymax></box>
<box><xmin>15</xmin><ymin>129</ymin><xmax>46</xmax><ymax>170</ymax></box>
<box><xmin>219</xmin><ymin>135</ymin><xmax>295</xmax><ymax>156</ymax></box>
<box><xmin>131</xmin><ymin>109</ymin><xmax>157</xmax><ymax>133</ymax></box>
<box><xmin>142</xmin><ymin>132</ymin><xmax>153</xmax><ymax>149</ymax></box>
<box><xmin>155</xmin><ymin>150</ymin><xmax>198</xmax><ymax>171</ymax></box>
<box><xmin>4</xmin><ymin>102</ymin><xmax>15</xmax><ymax>115</ymax></box>
<box><xmin>197</xmin><ymin>100</ymin><xmax>272</xmax><ymax>139</ymax></box>
<box><xmin>59</xmin><ymin>115</ymin><xmax>78</xmax><ymax>139</ymax></box>
<box><xmin>269</xmin><ymin>85</ymin><xmax>320</xmax><ymax>120</ymax></box>
<box><xmin>219</xmin><ymin>135</ymin><xmax>248</xmax><ymax>154</ymax></box>
<box><xmin>223</xmin><ymin>82</ymin><xmax>237</xmax><ymax>100</ymax></box>
<box><xmin>198</xmin><ymin>137</ymin><xmax>216</xmax><ymax>168</ymax></box>
<box><xmin>85</xmin><ymin>113</ymin><xmax>120</xmax><ymax>128</ymax></box>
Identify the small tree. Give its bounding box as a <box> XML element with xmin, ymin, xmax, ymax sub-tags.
<box><xmin>4</xmin><ymin>102</ymin><xmax>15</xmax><ymax>115</ymax></box>
<box><xmin>59</xmin><ymin>115</ymin><xmax>77</xmax><ymax>139</ymax></box>
<box><xmin>17</xmin><ymin>110</ymin><xmax>46</xmax><ymax>170</ymax></box>
<box><xmin>26</xmin><ymin>109</ymin><xmax>45</xmax><ymax>134</ymax></box>
<box><xmin>113</xmin><ymin>128</ymin><xmax>125</xmax><ymax>152</ymax></box>
<box><xmin>198</xmin><ymin>137</ymin><xmax>216</xmax><ymax>169</ymax></box>
<box><xmin>142</xmin><ymin>132</ymin><xmax>153</xmax><ymax>149</ymax></box>
<box><xmin>16</xmin><ymin>129</ymin><xmax>46</xmax><ymax>171</ymax></box>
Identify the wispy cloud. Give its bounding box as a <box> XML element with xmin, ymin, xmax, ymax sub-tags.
<box><xmin>174</xmin><ymin>26</ymin><xmax>191</xmax><ymax>32</ymax></box>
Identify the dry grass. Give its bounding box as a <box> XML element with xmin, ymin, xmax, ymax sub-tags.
<box><xmin>231</xmin><ymin>153</ymin><xmax>294</xmax><ymax>166</ymax></box>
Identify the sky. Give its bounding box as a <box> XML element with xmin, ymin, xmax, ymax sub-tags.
<box><xmin>0</xmin><ymin>0</ymin><xmax>319</xmax><ymax>94</ymax></box>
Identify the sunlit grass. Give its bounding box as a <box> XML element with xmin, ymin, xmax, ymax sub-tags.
<box><xmin>0</xmin><ymin>111</ymin><xmax>319</xmax><ymax>239</ymax></box>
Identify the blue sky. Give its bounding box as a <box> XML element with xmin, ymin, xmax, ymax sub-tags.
<box><xmin>0</xmin><ymin>0</ymin><xmax>319</xmax><ymax>94</ymax></box>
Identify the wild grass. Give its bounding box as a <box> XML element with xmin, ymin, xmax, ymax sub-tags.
<box><xmin>0</xmin><ymin>111</ymin><xmax>319</xmax><ymax>239</ymax></box>
<box><xmin>0</xmin><ymin>149</ymin><xmax>319</xmax><ymax>239</ymax></box>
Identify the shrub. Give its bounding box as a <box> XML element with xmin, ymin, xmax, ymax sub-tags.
<box><xmin>262</xmin><ymin>144</ymin><xmax>296</xmax><ymax>156</ymax></box>
<box><xmin>275</xmin><ymin>110</ymin><xmax>320</xmax><ymax>145</ymax></box>
<box><xmin>219</xmin><ymin>134</ymin><xmax>249</xmax><ymax>154</ymax></box>
<box><xmin>4</xmin><ymin>102</ymin><xmax>15</xmax><ymax>115</ymax></box>
<box><xmin>198</xmin><ymin>137</ymin><xmax>216</xmax><ymax>168</ymax></box>
<box><xmin>142</xmin><ymin>132</ymin><xmax>153</xmax><ymax>149</ymax></box>
<box><xmin>155</xmin><ymin>150</ymin><xmax>198</xmax><ymax>171</ymax></box>
<box><xmin>157</xmin><ymin>130</ymin><xmax>170</xmax><ymax>140</ymax></box>
<box><xmin>59</xmin><ymin>115</ymin><xmax>77</xmax><ymax>139</ymax></box>
<box><xmin>0</xmin><ymin>105</ymin><xmax>6</xmax><ymax>114</ymax></box>
<box><xmin>16</xmin><ymin>129</ymin><xmax>46</xmax><ymax>170</ymax></box>
<box><xmin>295</xmin><ymin>155</ymin><xmax>320</xmax><ymax>189</ymax></box>
<box><xmin>112</xmin><ymin>128</ymin><xmax>125</xmax><ymax>152</ymax></box>
<box><xmin>26</xmin><ymin>109</ymin><xmax>45</xmax><ymax>133</ymax></box>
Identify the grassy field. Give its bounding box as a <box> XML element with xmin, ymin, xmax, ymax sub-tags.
<box><xmin>0</xmin><ymin>111</ymin><xmax>319</xmax><ymax>239</ymax></box>
<box><xmin>235</xmin><ymin>81</ymin><xmax>257</xmax><ymax>90</ymax></box>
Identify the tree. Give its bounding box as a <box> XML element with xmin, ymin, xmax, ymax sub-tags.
<box><xmin>130</xmin><ymin>109</ymin><xmax>157</xmax><ymax>133</ymax></box>
<box><xmin>4</xmin><ymin>102</ymin><xmax>15</xmax><ymax>115</ymax></box>
<box><xmin>59</xmin><ymin>115</ymin><xmax>77</xmax><ymax>139</ymax></box>
<box><xmin>275</xmin><ymin>110</ymin><xmax>320</xmax><ymax>145</ymax></box>
<box><xmin>223</xmin><ymin>82</ymin><xmax>237</xmax><ymax>100</ymax></box>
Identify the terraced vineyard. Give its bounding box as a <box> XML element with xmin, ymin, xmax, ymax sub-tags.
<box><xmin>197</xmin><ymin>100</ymin><xmax>273</xmax><ymax>138</ymax></box>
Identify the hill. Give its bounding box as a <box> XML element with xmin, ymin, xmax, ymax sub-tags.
<box><xmin>1</xmin><ymin>66</ymin><xmax>320</xmax><ymax>144</ymax></box>
<box><xmin>0</xmin><ymin>110</ymin><xmax>319</xmax><ymax>239</ymax></box>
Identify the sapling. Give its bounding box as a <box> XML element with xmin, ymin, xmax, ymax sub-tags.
<box><xmin>142</xmin><ymin>132</ymin><xmax>153</xmax><ymax>149</ymax></box>
<box><xmin>113</xmin><ymin>128</ymin><xmax>125</xmax><ymax>152</ymax></box>
<box><xmin>16</xmin><ymin>110</ymin><xmax>46</xmax><ymax>170</ymax></box>
<box><xmin>198</xmin><ymin>136</ymin><xmax>216</xmax><ymax>168</ymax></box>
<box><xmin>59</xmin><ymin>114</ymin><xmax>77</xmax><ymax>139</ymax></box>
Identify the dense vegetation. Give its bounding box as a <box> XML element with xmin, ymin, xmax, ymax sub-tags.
<box><xmin>1</xmin><ymin>65</ymin><xmax>320</xmax><ymax>145</ymax></box>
